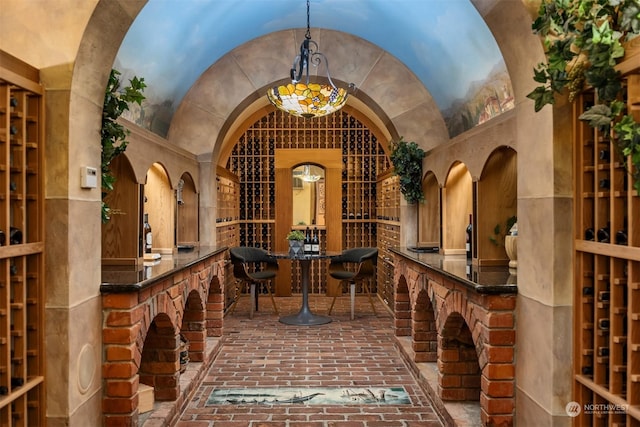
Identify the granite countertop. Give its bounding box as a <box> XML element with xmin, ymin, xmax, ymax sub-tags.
<box><xmin>100</xmin><ymin>246</ymin><xmax>228</xmax><ymax>293</ymax></box>
<box><xmin>390</xmin><ymin>247</ymin><xmax>517</xmax><ymax>295</ymax></box>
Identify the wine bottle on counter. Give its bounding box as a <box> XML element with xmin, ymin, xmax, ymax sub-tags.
<box><xmin>466</xmin><ymin>214</ymin><xmax>473</xmax><ymax>260</ymax></box>
<box><xmin>304</xmin><ymin>227</ymin><xmax>311</xmax><ymax>254</ymax></box>
<box><xmin>312</xmin><ymin>227</ymin><xmax>320</xmax><ymax>254</ymax></box>
<box><xmin>143</xmin><ymin>213</ymin><xmax>152</xmax><ymax>253</ymax></box>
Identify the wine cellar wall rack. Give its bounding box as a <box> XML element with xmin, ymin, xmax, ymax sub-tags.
<box><xmin>573</xmin><ymin>78</ymin><xmax>640</xmax><ymax>425</ymax></box>
<box><xmin>376</xmin><ymin>172</ymin><xmax>400</xmax><ymax>307</ymax></box>
<box><xmin>0</xmin><ymin>65</ymin><xmax>45</xmax><ymax>426</ymax></box>
<box><xmin>218</xmin><ymin>109</ymin><xmax>396</xmax><ymax>303</ymax></box>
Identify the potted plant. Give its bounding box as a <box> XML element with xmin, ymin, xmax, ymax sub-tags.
<box><xmin>527</xmin><ymin>1</ymin><xmax>640</xmax><ymax>193</ymax></box>
<box><xmin>286</xmin><ymin>230</ymin><xmax>306</xmax><ymax>255</ymax></box>
<box><xmin>389</xmin><ymin>137</ymin><xmax>426</xmax><ymax>204</ymax></box>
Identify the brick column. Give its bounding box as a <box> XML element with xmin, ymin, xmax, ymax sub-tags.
<box><xmin>181</xmin><ymin>292</ymin><xmax>206</xmax><ymax>362</ymax></box>
<box><xmin>102</xmin><ymin>293</ymin><xmax>143</xmax><ymax>427</ymax></box>
<box><xmin>412</xmin><ymin>291</ymin><xmax>437</xmax><ymax>362</ymax></box>
<box><xmin>206</xmin><ymin>266</ymin><xmax>224</xmax><ymax>337</ymax></box>
<box><xmin>479</xmin><ymin>295</ymin><xmax>516</xmax><ymax>426</ymax></box>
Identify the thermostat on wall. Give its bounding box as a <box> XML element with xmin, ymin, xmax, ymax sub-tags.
<box><xmin>80</xmin><ymin>166</ymin><xmax>98</xmax><ymax>189</ymax></box>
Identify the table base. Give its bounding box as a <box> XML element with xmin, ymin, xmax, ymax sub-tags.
<box><xmin>279</xmin><ymin>310</ymin><xmax>332</xmax><ymax>326</ymax></box>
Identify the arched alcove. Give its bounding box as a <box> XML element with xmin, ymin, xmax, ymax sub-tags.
<box><xmin>442</xmin><ymin>163</ymin><xmax>472</xmax><ymax>256</ymax></box>
<box><xmin>102</xmin><ymin>154</ymin><xmax>142</xmax><ymax>263</ymax></box>
<box><xmin>176</xmin><ymin>172</ymin><xmax>198</xmax><ymax>247</ymax></box>
<box><xmin>477</xmin><ymin>147</ymin><xmax>517</xmax><ymax>264</ymax></box>
<box><xmin>419</xmin><ymin>171</ymin><xmax>441</xmax><ymax>247</ymax></box>
<box><xmin>145</xmin><ymin>163</ymin><xmax>174</xmax><ymax>254</ymax></box>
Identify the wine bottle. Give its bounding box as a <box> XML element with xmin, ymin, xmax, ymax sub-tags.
<box><xmin>584</xmin><ymin>227</ymin><xmax>595</xmax><ymax>241</ymax></box>
<box><xmin>143</xmin><ymin>213</ymin><xmax>152</xmax><ymax>254</ymax></box>
<box><xmin>312</xmin><ymin>228</ymin><xmax>320</xmax><ymax>254</ymax></box>
<box><xmin>597</xmin><ymin>222</ymin><xmax>609</xmax><ymax>243</ymax></box>
<box><xmin>598</xmin><ymin>318</ymin><xmax>610</xmax><ymax>330</ymax></box>
<box><xmin>597</xmin><ymin>347</ymin><xmax>609</xmax><ymax>357</ymax></box>
<box><xmin>9</xmin><ymin>227</ymin><xmax>22</xmax><ymax>245</ymax></box>
<box><xmin>466</xmin><ymin>214</ymin><xmax>473</xmax><ymax>260</ymax></box>
<box><xmin>304</xmin><ymin>227</ymin><xmax>311</xmax><ymax>253</ymax></box>
<box><xmin>10</xmin><ymin>377</ymin><xmax>23</xmax><ymax>388</ymax></box>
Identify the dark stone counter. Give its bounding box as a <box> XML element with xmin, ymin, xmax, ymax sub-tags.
<box><xmin>100</xmin><ymin>246</ymin><xmax>228</xmax><ymax>293</ymax></box>
<box><xmin>390</xmin><ymin>247</ymin><xmax>517</xmax><ymax>294</ymax></box>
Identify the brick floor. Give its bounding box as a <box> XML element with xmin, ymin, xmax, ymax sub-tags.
<box><xmin>151</xmin><ymin>295</ymin><xmax>446</xmax><ymax>426</ymax></box>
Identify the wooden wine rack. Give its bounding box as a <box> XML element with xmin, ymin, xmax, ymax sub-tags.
<box><xmin>376</xmin><ymin>172</ymin><xmax>400</xmax><ymax>307</ymax></box>
<box><xmin>0</xmin><ymin>59</ymin><xmax>45</xmax><ymax>426</ymax></box>
<box><xmin>573</xmin><ymin>77</ymin><xmax>640</xmax><ymax>425</ymax></box>
<box><xmin>223</xmin><ymin>109</ymin><xmax>392</xmax><ymax>295</ymax></box>
<box><xmin>215</xmin><ymin>166</ymin><xmax>239</xmax><ymax>249</ymax></box>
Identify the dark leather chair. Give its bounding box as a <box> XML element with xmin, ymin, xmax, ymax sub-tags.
<box><xmin>229</xmin><ymin>247</ymin><xmax>279</xmax><ymax>318</ymax></box>
<box><xmin>327</xmin><ymin>247</ymin><xmax>378</xmax><ymax>320</ymax></box>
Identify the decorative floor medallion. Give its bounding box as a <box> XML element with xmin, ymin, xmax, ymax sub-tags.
<box><xmin>206</xmin><ymin>387</ymin><xmax>411</xmax><ymax>406</ymax></box>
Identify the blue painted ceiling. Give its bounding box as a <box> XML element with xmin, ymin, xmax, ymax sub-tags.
<box><xmin>115</xmin><ymin>0</ymin><xmax>513</xmax><ymax>138</ymax></box>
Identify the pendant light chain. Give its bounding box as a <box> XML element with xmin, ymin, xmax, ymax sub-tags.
<box><xmin>305</xmin><ymin>0</ymin><xmax>311</xmax><ymax>40</ymax></box>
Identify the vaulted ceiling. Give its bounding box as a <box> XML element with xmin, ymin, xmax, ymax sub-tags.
<box><xmin>114</xmin><ymin>0</ymin><xmax>514</xmax><ymax>142</ymax></box>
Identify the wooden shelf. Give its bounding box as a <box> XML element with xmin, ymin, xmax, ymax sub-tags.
<box><xmin>0</xmin><ymin>66</ymin><xmax>45</xmax><ymax>425</ymax></box>
<box><xmin>573</xmin><ymin>79</ymin><xmax>640</xmax><ymax>425</ymax></box>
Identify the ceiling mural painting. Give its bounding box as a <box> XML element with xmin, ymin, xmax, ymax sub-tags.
<box><xmin>114</xmin><ymin>0</ymin><xmax>514</xmax><ymax>140</ymax></box>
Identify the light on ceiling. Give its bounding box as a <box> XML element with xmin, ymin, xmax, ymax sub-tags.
<box><xmin>267</xmin><ymin>0</ymin><xmax>354</xmax><ymax>119</ymax></box>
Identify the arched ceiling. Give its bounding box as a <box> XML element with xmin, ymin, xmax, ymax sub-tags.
<box><xmin>114</xmin><ymin>0</ymin><xmax>514</xmax><ymax>142</ymax></box>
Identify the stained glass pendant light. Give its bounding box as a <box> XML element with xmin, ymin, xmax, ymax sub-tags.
<box><xmin>267</xmin><ymin>0</ymin><xmax>353</xmax><ymax>119</ymax></box>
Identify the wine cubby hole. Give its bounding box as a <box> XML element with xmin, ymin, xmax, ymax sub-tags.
<box><xmin>573</xmin><ymin>74</ymin><xmax>640</xmax><ymax>425</ymax></box>
<box><xmin>0</xmin><ymin>66</ymin><xmax>45</xmax><ymax>426</ymax></box>
<box><xmin>222</xmin><ymin>109</ymin><xmax>393</xmax><ymax>295</ymax></box>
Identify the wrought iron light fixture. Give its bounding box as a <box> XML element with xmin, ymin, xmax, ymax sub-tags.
<box><xmin>267</xmin><ymin>0</ymin><xmax>353</xmax><ymax>119</ymax></box>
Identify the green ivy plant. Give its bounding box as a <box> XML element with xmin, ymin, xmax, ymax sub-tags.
<box><xmin>389</xmin><ymin>137</ymin><xmax>426</xmax><ymax>204</ymax></box>
<box><xmin>527</xmin><ymin>0</ymin><xmax>640</xmax><ymax>193</ymax></box>
<box><xmin>101</xmin><ymin>69</ymin><xmax>146</xmax><ymax>223</ymax></box>
<box><xmin>489</xmin><ymin>215</ymin><xmax>518</xmax><ymax>246</ymax></box>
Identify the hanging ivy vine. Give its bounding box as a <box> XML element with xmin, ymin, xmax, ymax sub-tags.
<box><xmin>389</xmin><ymin>137</ymin><xmax>426</xmax><ymax>204</ymax></box>
<box><xmin>101</xmin><ymin>69</ymin><xmax>146</xmax><ymax>223</ymax></box>
<box><xmin>527</xmin><ymin>0</ymin><xmax>640</xmax><ymax>193</ymax></box>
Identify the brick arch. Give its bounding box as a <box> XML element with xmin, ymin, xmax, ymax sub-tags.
<box><xmin>139</xmin><ymin>313</ymin><xmax>180</xmax><ymax>401</ymax></box>
<box><xmin>437</xmin><ymin>311</ymin><xmax>481</xmax><ymax>402</ymax></box>
<box><xmin>434</xmin><ymin>290</ymin><xmax>485</xmax><ymax>368</ymax></box>
<box><xmin>102</xmin><ymin>253</ymin><xmax>228</xmax><ymax>426</ymax></box>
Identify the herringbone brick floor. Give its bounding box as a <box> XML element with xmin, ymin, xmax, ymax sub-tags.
<box><xmin>172</xmin><ymin>295</ymin><xmax>445</xmax><ymax>426</ymax></box>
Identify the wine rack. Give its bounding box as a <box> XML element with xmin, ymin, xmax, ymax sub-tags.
<box><xmin>573</xmin><ymin>78</ymin><xmax>640</xmax><ymax>425</ymax></box>
<box><xmin>215</xmin><ymin>167</ymin><xmax>240</xmax><ymax>248</ymax></box>
<box><xmin>0</xmin><ymin>65</ymin><xmax>45</xmax><ymax>425</ymax></box>
<box><xmin>223</xmin><ymin>109</ymin><xmax>391</xmax><ymax>295</ymax></box>
<box><xmin>376</xmin><ymin>172</ymin><xmax>400</xmax><ymax>308</ymax></box>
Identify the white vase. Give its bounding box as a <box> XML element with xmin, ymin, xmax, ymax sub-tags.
<box><xmin>504</xmin><ymin>235</ymin><xmax>517</xmax><ymax>271</ymax></box>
